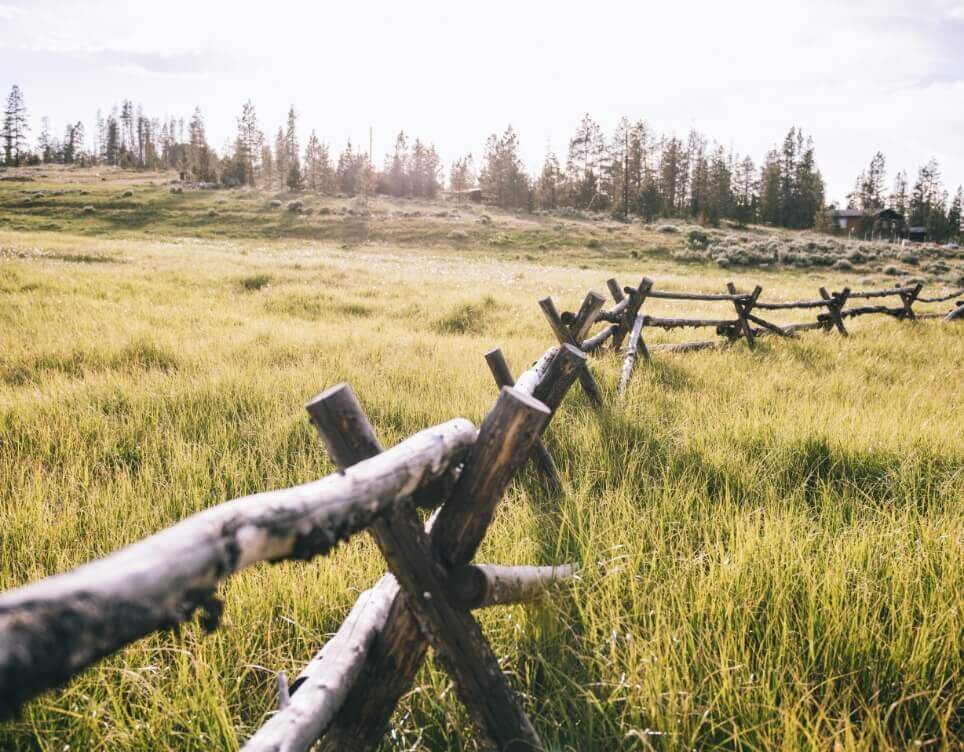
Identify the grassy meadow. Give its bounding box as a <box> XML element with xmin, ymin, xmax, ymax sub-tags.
<box><xmin>0</xmin><ymin>168</ymin><xmax>962</xmax><ymax>751</ymax></box>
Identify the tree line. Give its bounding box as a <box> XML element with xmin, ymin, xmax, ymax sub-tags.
<box><xmin>2</xmin><ymin>84</ymin><xmax>961</xmax><ymax>240</ymax></box>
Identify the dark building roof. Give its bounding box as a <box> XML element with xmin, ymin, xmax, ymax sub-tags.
<box><xmin>833</xmin><ymin>209</ymin><xmax>865</xmax><ymax>218</ymax></box>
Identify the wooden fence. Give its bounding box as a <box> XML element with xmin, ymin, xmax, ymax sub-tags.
<box><xmin>538</xmin><ymin>278</ymin><xmax>963</xmax><ymax>396</ymax></box>
<box><xmin>0</xmin><ymin>273</ymin><xmax>961</xmax><ymax>750</ymax></box>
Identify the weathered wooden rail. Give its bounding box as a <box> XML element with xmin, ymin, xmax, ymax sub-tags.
<box><xmin>0</xmin><ymin>346</ymin><xmax>590</xmax><ymax>751</ymax></box>
<box><xmin>559</xmin><ymin>276</ymin><xmax>963</xmax><ymax>396</ymax></box>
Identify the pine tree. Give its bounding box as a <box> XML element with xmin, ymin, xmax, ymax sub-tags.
<box><xmin>448</xmin><ymin>154</ymin><xmax>476</xmax><ymax>199</ymax></box>
<box><xmin>273</xmin><ymin>127</ymin><xmax>287</xmax><ymax>191</ymax></box>
<box><xmin>37</xmin><ymin>117</ymin><xmax>53</xmax><ymax>163</ymax></box>
<box><xmin>304</xmin><ymin>130</ymin><xmax>322</xmax><ymax>191</ymax></box>
<box><xmin>947</xmin><ymin>187</ymin><xmax>962</xmax><ymax>242</ymax></box>
<box><xmin>284</xmin><ymin>107</ymin><xmax>301</xmax><ymax>190</ymax></box>
<box><xmin>385</xmin><ymin>131</ymin><xmax>409</xmax><ymax>197</ymax></box>
<box><xmin>536</xmin><ymin>149</ymin><xmax>562</xmax><ymax>210</ymax></box>
<box><xmin>3</xmin><ymin>85</ymin><xmax>30</xmax><ymax>166</ymax></box>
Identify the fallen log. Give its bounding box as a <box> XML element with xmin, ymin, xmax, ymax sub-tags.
<box><xmin>0</xmin><ymin>417</ymin><xmax>477</xmax><ymax>720</ymax></box>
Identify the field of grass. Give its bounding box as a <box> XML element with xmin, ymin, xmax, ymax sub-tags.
<box><xmin>0</xmin><ymin>169</ymin><xmax>962</xmax><ymax>751</ymax></box>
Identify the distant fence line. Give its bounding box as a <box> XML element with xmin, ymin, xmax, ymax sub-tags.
<box><xmin>545</xmin><ymin>278</ymin><xmax>963</xmax><ymax>396</ymax></box>
<box><xmin>0</xmin><ymin>273</ymin><xmax>961</xmax><ymax>750</ymax></box>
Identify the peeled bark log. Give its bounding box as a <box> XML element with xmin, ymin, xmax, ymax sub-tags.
<box><xmin>944</xmin><ymin>302</ymin><xmax>964</xmax><ymax>322</ymax></box>
<box><xmin>0</xmin><ymin>417</ymin><xmax>477</xmax><ymax>720</ymax></box>
<box><xmin>445</xmin><ymin>564</ymin><xmax>577</xmax><ymax>610</ymax></box>
<box><xmin>606</xmin><ymin>278</ymin><xmax>625</xmax><ymax>303</ymax></box>
<box><xmin>570</xmin><ymin>291</ymin><xmax>607</xmax><ymax>342</ymax></box>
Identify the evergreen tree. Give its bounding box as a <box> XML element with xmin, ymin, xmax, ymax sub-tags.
<box><xmin>448</xmin><ymin>154</ymin><xmax>476</xmax><ymax>198</ymax></box>
<box><xmin>3</xmin><ymin>85</ymin><xmax>30</xmax><ymax>165</ymax></box>
<box><xmin>947</xmin><ymin>187</ymin><xmax>962</xmax><ymax>242</ymax></box>
<box><xmin>479</xmin><ymin>126</ymin><xmax>530</xmax><ymax>209</ymax></box>
<box><xmin>536</xmin><ymin>149</ymin><xmax>562</xmax><ymax>210</ymax></box>
<box><xmin>284</xmin><ymin>106</ymin><xmax>301</xmax><ymax>190</ymax></box>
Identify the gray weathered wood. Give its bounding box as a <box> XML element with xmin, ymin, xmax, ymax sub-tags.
<box><xmin>897</xmin><ymin>282</ymin><xmax>922</xmax><ymax>319</ymax></box>
<box><xmin>819</xmin><ymin>286</ymin><xmax>850</xmax><ymax>335</ymax></box>
<box><xmin>581</xmin><ymin>323</ymin><xmax>618</xmax><ymax>353</ymax></box>
<box><xmin>755</xmin><ymin>298</ymin><xmax>831</xmax><ymax>310</ymax></box>
<box><xmin>537</xmin><ymin>297</ymin><xmax>604</xmax><ymax>407</ymax></box>
<box><xmin>484</xmin><ymin>348</ymin><xmax>561</xmax><ymax>492</ymax></box>
<box><xmin>944</xmin><ymin>302</ymin><xmax>964</xmax><ymax>322</ymax></box>
<box><xmin>303</xmin><ymin>384</ymin><xmax>545</xmax><ymax>752</ymax></box>
<box><xmin>606</xmin><ymin>277</ymin><xmax>625</xmax><ymax>303</ymax></box>
<box><xmin>643</xmin><ymin>316</ymin><xmax>736</xmax><ymax>329</ymax></box>
<box><xmin>646</xmin><ymin>289</ymin><xmax>749</xmax><ymax>302</ymax></box>
<box><xmin>747</xmin><ymin>313</ymin><xmax>794</xmax><ymax>338</ymax></box>
<box><xmin>315</xmin><ymin>386</ymin><xmax>552</xmax><ymax>752</ymax></box>
<box><xmin>727</xmin><ymin>282</ymin><xmax>761</xmax><ymax>348</ymax></box>
<box><xmin>244</xmin><ymin>580</ymin><xmax>396</xmax><ymax>752</ymax></box>
<box><xmin>445</xmin><ymin>564</ymin><xmax>577</xmax><ymax>610</ymax></box>
<box><xmin>918</xmin><ymin>287</ymin><xmax>964</xmax><ymax>303</ymax></box>
<box><xmin>0</xmin><ymin>416</ymin><xmax>477</xmax><ymax>720</ymax></box>
<box><xmin>612</xmin><ymin>278</ymin><xmax>651</xmax><ymax>351</ymax></box>
<box><xmin>651</xmin><ymin>340</ymin><xmax>718</xmax><ymax>352</ymax></box>
<box><xmin>846</xmin><ymin>285</ymin><xmax>918</xmax><ymax>300</ymax></box>
<box><xmin>570</xmin><ymin>291</ymin><xmax>607</xmax><ymax>342</ymax></box>
<box><xmin>617</xmin><ymin>314</ymin><xmax>648</xmax><ymax>397</ymax></box>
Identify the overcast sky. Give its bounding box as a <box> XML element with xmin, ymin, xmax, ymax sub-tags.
<box><xmin>1</xmin><ymin>0</ymin><xmax>962</xmax><ymax>202</ymax></box>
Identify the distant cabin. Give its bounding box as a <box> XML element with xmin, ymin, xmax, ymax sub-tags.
<box><xmin>908</xmin><ymin>226</ymin><xmax>928</xmax><ymax>243</ymax></box>
<box><xmin>450</xmin><ymin>187</ymin><xmax>482</xmax><ymax>203</ymax></box>
<box><xmin>831</xmin><ymin>207</ymin><xmax>903</xmax><ymax>238</ymax></box>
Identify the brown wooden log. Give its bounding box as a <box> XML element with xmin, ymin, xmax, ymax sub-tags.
<box><xmin>838</xmin><ymin>304</ymin><xmax>909</xmax><ymax>319</ymax></box>
<box><xmin>643</xmin><ymin>316</ymin><xmax>736</xmax><ymax>329</ymax></box>
<box><xmin>0</xmin><ymin>416</ymin><xmax>477</xmax><ymax>721</ymax></box>
<box><xmin>244</xmin><ymin>580</ymin><xmax>396</xmax><ymax>752</ymax></box>
<box><xmin>484</xmin><ymin>349</ymin><xmax>561</xmax><ymax>492</ymax></box>
<box><xmin>897</xmin><ymin>282</ymin><xmax>922</xmax><ymax>320</ymax></box>
<box><xmin>606</xmin><ymin>277</ymin><xmax>625</xmax><ymax>303</ymax></box>
<box><xmin>612</xmin><ymin>277</ymin><xmax>651</xmax><ymax>351</ymax></box>
<box><xmin>581</xmin><ymin>323</ymin><xmax>618</xmax><ymax>353</ymax></box>
<box><xmin>819</xmin><ymin>286</ymin><xmax>849</xmax><ymax>335</ymax></box>
<box><xmin>570</xmin><ymin>291</ymin><xmax>607</xmax><ymax>342</ymax></box>
<box><xmin>846</xmin><ymin>285</ymin><xmax>918</xmax><ymax>300</ymax></box>
<box><xmin>746</xmin><ymin>313</ymin><xmax>794</xmax><ymax>338</ymax></box>
<box><xmin>538</xmin><ymin>297</ymin><xmax>603</xmax><ymax>407</ymax></box>
<box><xmin>755</xmin><ymin>298</ymin><xmax>832</xmax><ymax>310</ymax></box>
<box><xmin>303</xmin><ymin>384</ymin><xmax>545</xmax><ymax>752</ymax></box>
<box><xmin>783</xmin><ymin>321</ymin><xmax>829</xmax><ymax>333</ymax></box>
<box><xmin>597</xmin><ymin>298</ymin><xmax>629</xmax><ymax>324</ymax></box>
<box><xmin>247</xmin><ymin>560</ymin><xmax>574</xmax><ymax>752</ymax></box>
<box><xmin>445</xmin><ymin>564</ymin><xmax>577</xmax><ymax>610</ymax></box>
<box><xmin>617</xmin><ymin>313</ymin><xmax>647</xmax><ymax>397</ymax></box>
<box><xmin>727</xmin><ymin>282</ymin><xmax>761</xmax><ymax>348</ymax></box>
<box><xmin>651</xmin><ymin>340</ymin><xmax>718</xmax><ymax>352</ymax></box>
<box><xmin>646</xmin><ymin>289</ymin><xmax>749</xmax><ymax>302</ymax></box>
<box><xmin>315</xmin><ymin>387</ymin><xmax>552</xmax><ymax>752</ymax></box>
<box><xmin>918</xmin><ymin>287</ymin><xmax>964</xmax><ymax>303</ymax></box>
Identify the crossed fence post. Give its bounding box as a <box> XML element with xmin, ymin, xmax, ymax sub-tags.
<box><xmin>538</xmin><ymin>293</ymin><xmax>605</xmax><ymax>406</ymax></box>
<box><xmin>819</xmin><ymin>286</ymin><xmax>851</xmax><ymax>335</ymax></box>
<box><xmin>898</xmin><ymin>282</ymin><xmax>923</xmax><ymax>320</ymax></box>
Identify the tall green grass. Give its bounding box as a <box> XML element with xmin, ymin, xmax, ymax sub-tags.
<box><xmin>0</xmin><ymin>225</ymin><xmax>961</xmax><ymax>751</ymax></box>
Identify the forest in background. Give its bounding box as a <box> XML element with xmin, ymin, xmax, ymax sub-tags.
<box><xmin>2</xmin><ymin>85</ymin><xmax>962</xmax><ymax>243</ymax></box>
